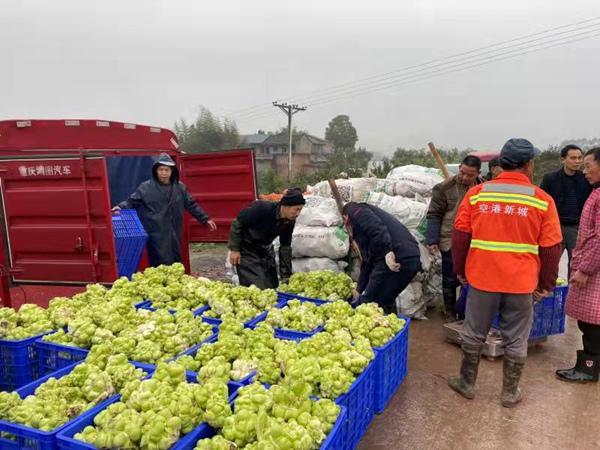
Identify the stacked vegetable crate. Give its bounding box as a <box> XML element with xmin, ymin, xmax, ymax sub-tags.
<box><xmin>1</xmin><ymin>272</ymin><xmax>412</xmax><ymax>450</ymax></box>
<box><xmin>0</xmin><ymin>334</ymin><xmax>47</xmax><ymax>392</ymax></box>
<box><xmin>112</xmin><ymin>209</ymin><xmax>147</xmax><ymax>279</ymax></box>
<box><xmin>258</xmin><ymin>293</ymin><xmax>412</xmax><ymax>448</ymax></box>
<box><xmin>0</xmin><ymin>361</ymin><xmax>153</xmax><ymax>450</ymax></box>
<box><xmin>459</xmin><ymin>284</ymin><xmax>569</xmax><ymax>339</ymax></box>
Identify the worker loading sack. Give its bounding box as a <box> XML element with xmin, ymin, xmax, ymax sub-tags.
<box><xmin>228</xmin><ymin>188</ymin><xmax>305</xmax><ymax>289</ymax></box>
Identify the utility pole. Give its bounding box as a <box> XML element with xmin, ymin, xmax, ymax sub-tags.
<box><xmin>273</xmin><ymin>102</ymin><xmax>307</xmax><ymax>182</ymax></box>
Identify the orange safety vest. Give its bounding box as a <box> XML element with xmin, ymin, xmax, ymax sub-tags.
<box><xmin>454</xmin><ymin>172</ymin><xmax>562</xmax><ymax>294</ymax></box>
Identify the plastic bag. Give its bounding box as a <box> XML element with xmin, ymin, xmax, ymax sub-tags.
<box><xmin>365</xmin><ymin>192</ymin><xmax>428</xmax><ymax>232</ymax></box>
<box><xmin>291</xmin><ymin>225</ymin><xmax>350</xmax><ymax>259</ymax></box>
<box><xmin>296</xmin><ymin>196</ymin><xmax>342</xmax><ymax>227</ymax></box>
<box><xmin>292</xmin><ymin>257</ymin><xmax>348</xmax><ymax>273</ymax></box>
<box><xmin>396</xmin><ymin>282</ymin><xmax>427</xmax><ymax>319</ymax></box>
<box><xmin>384</xmin><ymin>165</ymin><xmax>444</xmax><ymax>197</ymax></box>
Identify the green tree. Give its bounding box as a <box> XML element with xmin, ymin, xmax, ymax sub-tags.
<box><xmin>320</xmin><ymin>146</ymin><xmax>373</xmax><ymax>178</ymax></box>
<box><xmin>533</xmin><ymin>147</ymin><xmax>561</xmax><ymax>185</ymax></box>
<box><xmin>257</xmin><ymin>169</ymin><xmax>286</xmax><ymax>194</ymax></box>
<box><xmin>322</xmin><ymin>115</ymin><xmax>371</xmax><ymax>177</ymax></box>
<box><xmin>371</xmin><ymin>157</ymin><xmax>394</xmax><ymax>178</ymax></box>
<box><xmin>389</xmin><ymin>147</ymin><xmax>468</xmax><ymax>169</ymax></box>
<box><xmin>174</xmin><ymin>107</ymin><xmax>240</xmax><ymax>153</ymax></box>
<box><xmin>291</xmin><ymin>171</ymin><xmax>322</xmax><ymax>192</ymax></box>
<box><xmin>325</xmin><ymin>115</ymin><xmax>358</xmax><ymax>150</ymax></box>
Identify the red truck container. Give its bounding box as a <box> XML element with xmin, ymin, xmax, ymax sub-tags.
<box><xmin>0</xmin><ymin>119</ymin><xmax>257</xmax><ymax>306</ymax></box>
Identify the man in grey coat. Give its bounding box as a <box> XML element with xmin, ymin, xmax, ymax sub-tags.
<box><xmin>426</xmin><ymin>155</ymin><xmax>482</xmax><ymax>321</ymax></box>
<box><xmin>113</xmin><ymin>153</ymin><xmax>216</xmax><ymax>267</ymax></box>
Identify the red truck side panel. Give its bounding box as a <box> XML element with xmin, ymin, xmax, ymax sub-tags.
<box><xmin>0</xmin><ymin>156</ymin><xmax>117</xmax><ymax>283</ymax></box>
<box><xmin>180</xmin><ymin>150</ymin><xmax>257</xmax><ymax>243</ymax></box>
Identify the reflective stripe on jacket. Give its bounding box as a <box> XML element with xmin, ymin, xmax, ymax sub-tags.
<box><xmin>454</xmin><ymin>172</ymin><xmax>562</xmax><ymax>294</ymax></box>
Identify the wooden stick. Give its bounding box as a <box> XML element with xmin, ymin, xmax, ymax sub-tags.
<box><xmin>428</xmin><ymin>142</ymin><xmax>451</xmax><ymax>181</ymax></box>
<box><xmin>328</xmin><ymin>179</ymin><xmax>363</xmax><ymax>263</ymax></box>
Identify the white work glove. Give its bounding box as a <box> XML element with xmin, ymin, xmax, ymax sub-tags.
<box><xmin>385</xmin><ymin>252</ymin><xmax>401</xmax><ymax>272</ymax></box>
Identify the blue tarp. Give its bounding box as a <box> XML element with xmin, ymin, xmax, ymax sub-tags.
<box><xmin>106</xmin><ymin>156</ymin><xmax>155</xmax><ymax>206</ymax></box>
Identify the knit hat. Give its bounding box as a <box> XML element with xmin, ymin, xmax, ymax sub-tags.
<box><xmin>280</xmin><ymin>188</ymin><xmax>306</xmax><ymax>206</ymax></box>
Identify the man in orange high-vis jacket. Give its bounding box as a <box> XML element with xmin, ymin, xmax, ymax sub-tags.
<box><xmin>449</xmin><ymin>138</ymin><xmax>563</xmax><ymax>408</ymax></box>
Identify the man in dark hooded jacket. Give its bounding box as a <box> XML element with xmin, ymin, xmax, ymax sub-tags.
<box><xmin>343</xmin><ymin>202</ymin><xmax>422</xmax><ymax>313</ymax></box>
<box><xmin>228</xmin><ymin>188</ymin><xmax>305</xmax><ymax>289</ymax></box>
<box><xmin>113</xmin><ymin>153</ymin><xmax>216</xmax><ymax>267</ymax></box>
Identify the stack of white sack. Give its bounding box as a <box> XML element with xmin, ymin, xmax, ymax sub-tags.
<box><xmin>364</xmin><ymin>192</ymin><xmax>428</xmax><ymax>236</ymax></box>
<box><xmin>307</xmin><ymin>178</ymin><xmax>380</xmax><ymax>202</ymax></box>
<box><xmin>382</xmin><ymin>164</ymin><xmax>444</xmax><ymax>198</ymax></box>
<box><xmin>281</xmin><ymin>196</ymin><xmax>350</xmax><ymax>274</ymax></box>
<box><xmin>298</xmin><ymin>165</ymin><xmax>445</xmax><ymax>317</ymax></box>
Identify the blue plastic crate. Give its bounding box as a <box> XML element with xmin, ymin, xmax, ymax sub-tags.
<box><xmin>461</xmin><ymin>285</ymin><xmax>567</xmax><ymax>340</ymax></box>
<box><xmin>273</xmin><ymin>326</ymin><xmax>324</xmax><ymax>340</ymax></box>
<box><xmin>112</xmin><ymin>209</ymin><xmax>147</xmax><ymax>279</ymax></box>
<box><xmin>0</xmin><ymin>360</ymin><xmax>152</xmax><ymax>450</ymax></box>
<box><xmin>201</xmin><ymin>310</ymin><xmax>268</xmax><ymax>329</ymax></box>
<box><xmin>319</xmin><ymin>405</ymin><xmax>347</xmax><ymax>450</ymax></box>
<box><xmin>56</xmin><ymin>376</ymin><xmax>240</xmax><ymax>450</ymax></box>
<box><xmin>178</xmin><ymin>335</ymin><xmax>256</xmax><ymax>385</ymax></box>
<box><xmin>35</xmin><ymin>325</ymin><xmax>216</xmax><ymax>377</ymax></box>
<box><xmin>335</xmin><ymin>361</ymin><xmax>375</xmax><ymax>450</ymax></box>
<box><xmin>0</xmin><ymin>332</ymin><xmax>52</xmax><ymax>391</ymax></box>
<box><xmin>269</xmin><ymin>296</ymin><xmax>327</xmax><ymax>340</ymax></box>
<box><xmin>372</xmin><ymin>316</ymin><xmax>411</xmax><ymax>414</ymax></box>
<box><xmin>140</xmin><ymin>302</ymin><xmax>209</xmax><ymax>316</ymax></box>
<box><xmin>134</xmin><ymin>300</ymin><xmax>151</xmax><ymax>309</ymax></box>
<box><xmin>35</xmin><ymin>337</ymin><xmax>89</xmax><ymax>377</ymax></box>
<box><xmin>276</xmin><ymin>331</ymin><xmax>374</xmax><ymax>449</ymax></box>
<box><xmin>167</xmin><ymin>404</ymin><xmax>347</xmax><ymax>450</ymax></box>
<box><xmin>276</xmin><ymin>291</ymin><xmax>332</xmax><ymax>304</ymax></box>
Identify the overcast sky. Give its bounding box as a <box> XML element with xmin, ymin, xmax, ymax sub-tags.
<box><xmin>2</xmin><ymin>0</ymin><xmax>599</xmax><ymax>155</ymax></box>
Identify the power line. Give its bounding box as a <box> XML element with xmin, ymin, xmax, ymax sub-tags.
<box><xmin>233</xmin><ymin>22</ymin><xmax>600</xmax><ymax>120</ymax></box>
<box><xmin>308</xmin><ymin>26</ymin><xmax>600</xmax><ymax>108</ymax></box>
<box><xmin>230</xmin><ymin>23</ymin><xmax>600</xmax><ymax>122</ymax></box>
<box><xmin>222</xmin><ymin>16</ymin><xmax>600</xmax><ymax>121</ymax></box>
<box><xmin>290</xmin><ymin>18</ymin><xmax>600</xmax><ymax>107</ymax></box>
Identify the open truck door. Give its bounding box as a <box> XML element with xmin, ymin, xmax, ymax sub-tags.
<box><xmin>0</xmin><ymin>154</ymin><xmax>117</xmax><ymax>284</ymax></box>
<box><xmin>179</xmin><ymin>149</ymin><xmax>257</xmax><ymax>244</ymax></box>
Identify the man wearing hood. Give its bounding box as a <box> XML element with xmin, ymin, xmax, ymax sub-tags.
<box><xmin>228</xmin><ymin>188</ymin><xmax>305</xmax><ymax>289</ymax></box>
<box><xmin>113</xmin><ymin>153</ymin><xmax>216</xmax><ymax>267</ymax></box>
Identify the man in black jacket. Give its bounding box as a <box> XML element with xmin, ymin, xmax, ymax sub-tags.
<box><xmin>113</xmin><ymin>153</ymin><xmax>216</xmax><ymax>267</ymax></box>
<box><xmin>343</xmin><ymin>202</ymin><xmax>422</xmax><ymax>314</ymax></box>
<box><xmin>540</xmin><ymin>145</ymin><xmax>592</xmax><ymax>276</ymax></box>
<box><xmin>228</xmin><ymin>188</ymin><xmax>305</xmax><ymax>289</ymax></box>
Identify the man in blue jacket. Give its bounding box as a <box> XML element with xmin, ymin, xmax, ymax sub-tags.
<box><xmin>113</xmin><ymin>153</ymin><xmax>216</xmax><ymax>267</ymax></box>
<box><xmin>343</xmin><ymin>202</ymin><xmax>422</xmax><ymax>313</ymax></box>
<box><xmin>540</xmin><ymin>144</ymin><xmax>592</xmax><ymax>276</ymax></box>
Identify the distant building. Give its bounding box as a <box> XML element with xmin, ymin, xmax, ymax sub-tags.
<box><xmin>240</xmin><ymin>132</ymin><xmax>334</xmax><ymax>176</ymax></box>
<box><xmin>238</xmin><ymin>133</ymin><xmax>270</xmax><ymax>153</ymax></box>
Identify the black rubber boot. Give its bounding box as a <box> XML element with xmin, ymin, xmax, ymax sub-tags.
<box><xmin>443</xmin><ymin>288</ymin><xmax>457</xmax><ymax>322</ymax></box>
<box><xmin>501</xmin><ymin>358</ymin><xmax>524</xmax><ymax>408</ymax></box>
<box><xmin>556</xmin><ymin>351</ymin><xmax>600</xmax><ymax>383</ymax></box>
<box><xmin>448</xmin><ymin>348</ymin><xmax>481</xmax><ymax>399</ymax></box>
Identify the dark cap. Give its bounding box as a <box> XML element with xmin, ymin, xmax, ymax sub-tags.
<box><xmin>280</xmin><ymin>188</ymin><xmax>306</xmax><ymax>206</ymax></box>
<box><xmin>499</xmin><ymin>138</ymin><xmax>540</xmax><ymax>166</ymax></box>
